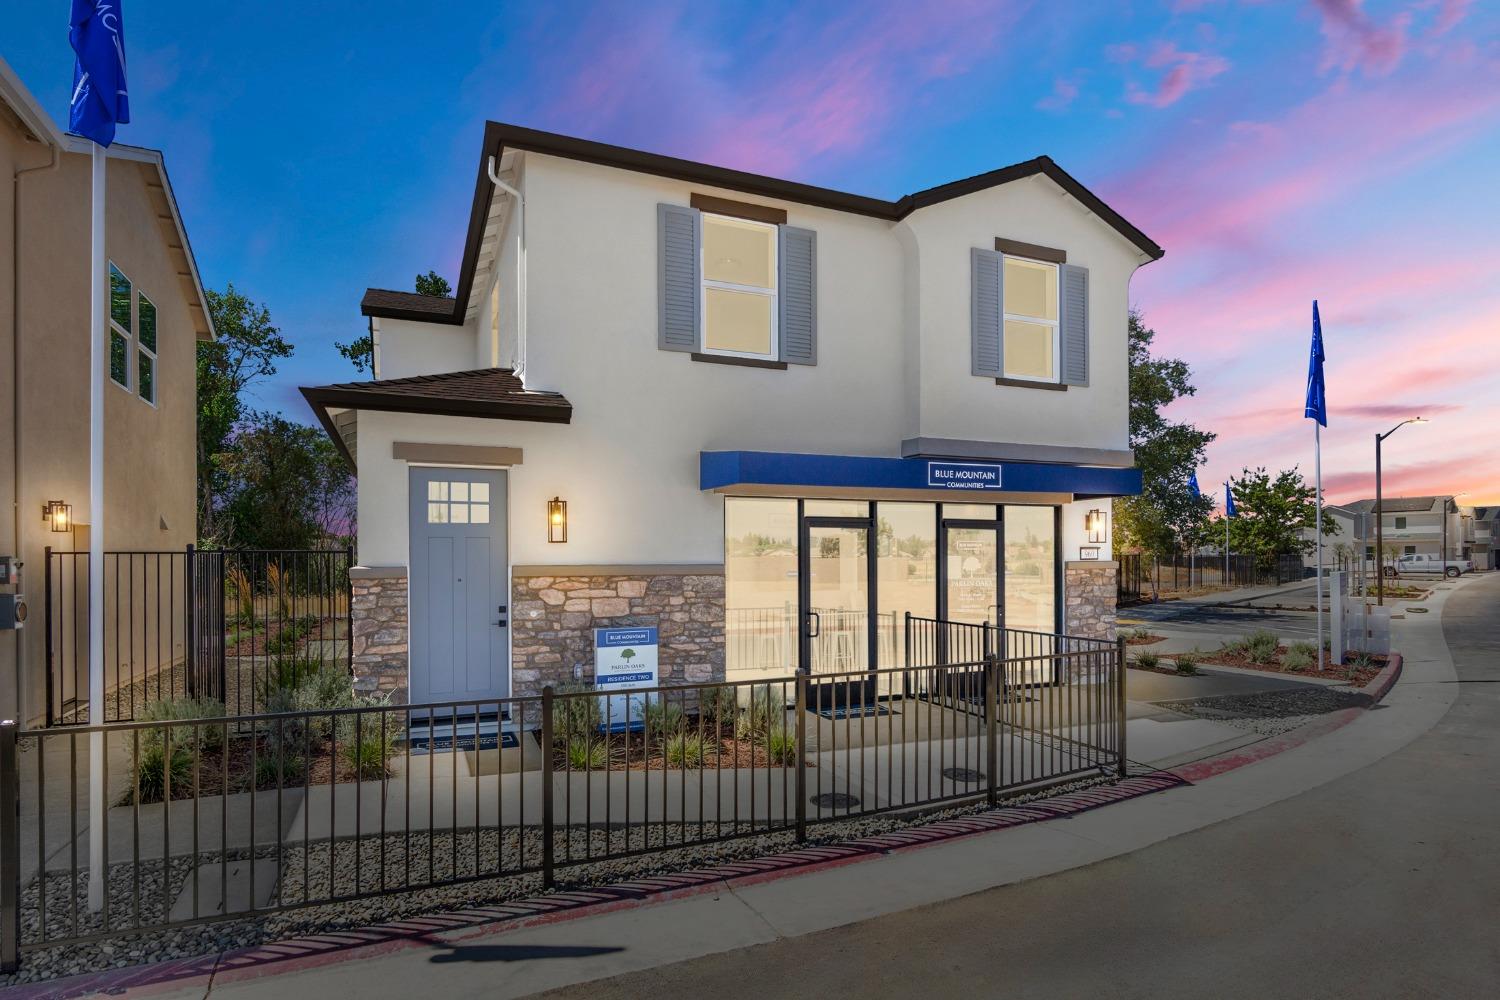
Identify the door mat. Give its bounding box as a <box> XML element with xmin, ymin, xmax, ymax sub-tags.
<box><xmin>813</xmin><ymin>704</ymin><xmax>895</xmax><ymax>720</ymax></box>
<box><xmin>405</xmin><ymin>718</ymin><xmax>519</xmax><ymax>754</ymax></box>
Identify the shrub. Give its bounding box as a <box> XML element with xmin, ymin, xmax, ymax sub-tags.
<box><xmin>642</xmin><ymin>699</ymin><xmax>685</xmax><ymax>739</ymax></box>
<box><xmin>553</xmin><ymin>684</ymin><xmax>602</xmax><ymax>744</ymax></box>
<box><xmin>563</xmin><ymin>735</ymin><xmax>610</xmax><ymax>770</ymax></box>
<box><xmin>664</xmin><ymin>732</ymin><xmax>706</xmax><ymax>768</ymax></box>
<box><xmin>739</xmin><ymin>684</ymin><xmax>782</xmax><ymax>736</ymax></box>
<box><xmin>764</xmin><ymin>726</ymin><xmax>798</xmax><ymax>766</ymax></box>
<box><xmin>139</xmin><ymin>697</ymin><xmax>227</xmax><ymax>754</ymax></box>
<box><xmin>256</xmin><ymin>654</ymin><xmax>327</xmax><ymax>705</ymax></box>
<box><xmin>335</xmin><ymin>703</ymin><xmax>400</xmax><ymax>780</ymax></box>
<box><xmin>697</xmin><ymin>685</ymin><xmax>738</xmax><ymax>727</ymax></box>
<box><xmin>124</xmin><ymin>742</ymin><xmax>194</xmax><ymax>805</ymax></box>
<box><xmin>1281</xmin><ymin>645</ymin><xmax>1315</xmax><ymax>672</ymax></box>
<box><xmin>1231</xmin><ymin>630</ymin><xmax>1280</xmax><ymax>664</ymax></box>
<box><xmin>1174</xmin><ymin>651</ymin><xmax>1200</xmax><ymax>676</ymax></box>
<box><xmin>264</xmin><ymin>664</ymin><xmax>357</xmax><ymax>757</ymax></box>
<box><xmin>264</xmin><ymin>616</ymin><xmax>315</xmax><ymax>657</ymax></box>
<box><xmin>1133</xmin><ymin>651</ymin><xmax>1160</xmax><ymax>670</ymax></box>
<box><xmin>254</xmin><ymin>750</ymin><xmax>307</xmax><ymax>789</ymax></box>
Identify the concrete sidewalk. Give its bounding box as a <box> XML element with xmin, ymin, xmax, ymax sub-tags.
<box><xmin>60</xmin><ymin>574</ymin><xmax>1469</xmax><ymax>1000</ymax></box>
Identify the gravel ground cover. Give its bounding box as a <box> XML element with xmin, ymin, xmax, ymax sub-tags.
<box><xmin>0</xmin><ymin>775</ymin><xmax>1113</xmax><ymax>987</ymax></box>
<box><xmin>1154</xmin><ymin>687</ymin><xmax>1370</xmax><ymax>737</ymax></box>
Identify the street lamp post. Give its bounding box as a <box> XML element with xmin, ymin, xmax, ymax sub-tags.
<box><xmin>1375</xmin><ymin>417</ymin><xmax>1428</xmax><ymax>606</ymax></box>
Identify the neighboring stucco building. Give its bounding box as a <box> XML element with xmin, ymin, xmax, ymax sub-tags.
<box><xmin>1308</xmin><ymin>496</ymin><xmax>1472</xmax><ymax>570</ymax></box>
<box><xmin>303</xmin><ymin>123</ymin><xmax>1158</xmax><ymax>708</ymax></box>
<box><xmin>0</xmin><ymin>58</ymin><xmax>213</xmax><ymax>725</ymax></box>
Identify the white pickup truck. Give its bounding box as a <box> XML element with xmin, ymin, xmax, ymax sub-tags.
<box><xmin>1385</xmin><ymin>553</ymin><xmax>1472</xmax><ymax>578</ymax></box>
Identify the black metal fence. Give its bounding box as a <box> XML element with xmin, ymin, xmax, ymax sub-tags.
<box><xmin>0</xmin><ymin>623</ymin><xmax>1125</xmax><ymax>970</ymax></box>
<box><xmin>45</xmin><ymin>548</ymin><xmax>353</xmax><ymax>726</ymax></box>
<box><xmin>1118</xmin><ymin>552</ymin><xmax>1307</xmax><ymax>603</ymax></box>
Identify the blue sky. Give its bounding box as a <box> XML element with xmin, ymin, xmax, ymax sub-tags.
<box><xmin>5</xmin><ymin>1</ymin><xmax>1498</xmax><ymax>502</ymax></box>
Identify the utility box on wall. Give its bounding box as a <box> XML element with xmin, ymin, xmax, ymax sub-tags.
<box><xmin>0</xmin><ymin>593</ymin><xmax>26</xmax><ymax>630</ymax></box>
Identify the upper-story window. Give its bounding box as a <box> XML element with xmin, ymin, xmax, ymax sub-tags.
<box><xmin>1395</xmin><ymin>516</ymin><xmax>1407</xmax><ymax>529</ymax></box>
<box><xmin>1002</xmin><ymin>256</ymin><xmax>1059</xmax><ymax>383</ymax></box>
<box><xmin>701</xmin><ymin>213</ymin><xmax>779</xmax><ymax>360</ymax></box>
<box><xmin>107</xmin><ymin>261</ymin><xmax>159</xmax><ymax>405</ymax></box>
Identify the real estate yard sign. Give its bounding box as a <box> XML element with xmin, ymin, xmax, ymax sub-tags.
<box><xmin>594</xmin><ymin>626</ymin><xmax>659</xmax><ymax>731</ymax></box>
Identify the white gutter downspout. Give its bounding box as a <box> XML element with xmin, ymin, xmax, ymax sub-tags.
<box><xmin>486</xmin><ymin>155</ymin><xmax>526</xmax><ymax>381</ymax></box>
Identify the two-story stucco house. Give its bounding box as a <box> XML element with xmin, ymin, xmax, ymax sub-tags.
<box><xmin>302</xmin><ymin>123</ymin><xmax>1159</xmax><ymax>709</ymax></box>
<box><xmin>1</xmin><ymin>59</ymin><xmax>213</xmax><ymax>725</ymax></box>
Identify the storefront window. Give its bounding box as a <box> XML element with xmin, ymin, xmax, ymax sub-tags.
<box><xmin>803</xmin><ymin>499</ymin><xmax>869</xmax><ymax>518</ymax></box>
<box><xmin>1004</xmin><ymin>505</ymin><xmax>1056</xmax><ymax>633</ymax></box>
<box><xmin>725</xmin><ymin>498</ymin><xmax>799</xmax><ymax>678</ymax></box>
<box><xmin>876</xmin><ymin>503</ymin><xmax>936</xmax><ymax>676</ymax></box>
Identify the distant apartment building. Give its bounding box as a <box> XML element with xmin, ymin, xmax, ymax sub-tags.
<box><xmin>1306</xmin><ymin>495</ymin><xmax>1476</xmax><ymax>570</ymax></box>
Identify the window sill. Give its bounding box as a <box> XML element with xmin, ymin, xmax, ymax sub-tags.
<box><xmin>995</xmin><ymin>377</ymin><xmax>1067</xmax><ymax>391</ymax></box>
<box><xmin>691</xmin><ymin>353</ymin><xmax>788</xmax><ymax>371</ymax></box>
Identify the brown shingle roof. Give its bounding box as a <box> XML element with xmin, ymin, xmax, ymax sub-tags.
<box><xmin>360</xmin><ymin>288</ymin><xmax>458</xmax><ymax>321</ymax></box>
<box><xmin>301</xmin><ymin>368</ymin><xmax>571</xmax><ymax>468</ymax></box>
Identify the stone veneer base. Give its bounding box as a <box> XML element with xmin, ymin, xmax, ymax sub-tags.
<box><xmin>350</xmin><ymin>566</ymin><xmax>409</xmax><ymax>704</ymax></box>
<box><xmin>1064</xmin><ymin>560</ymin><xmax>1118</xmax><ymax>641</ymax></box>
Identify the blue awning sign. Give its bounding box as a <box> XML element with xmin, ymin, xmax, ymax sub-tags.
<box><xmin>926</xmin><ymin>461</ymin><xmax>1002</xmax><ymax>490</ymax></box>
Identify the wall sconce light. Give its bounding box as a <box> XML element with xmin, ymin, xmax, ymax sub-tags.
<box><xmin>1085</xmin><ymin>508</ymin><xmax>1108</xmax><ymax>544</ymax></box>
<box><xmin>547</xmin><ymin>497</ymin><xmax>567</xmax><ymax>543</ymax></box>
<box><xmin>42</xmin><ymin>500</ymin><xmax>73</xmax><ymax>533</ymax></box>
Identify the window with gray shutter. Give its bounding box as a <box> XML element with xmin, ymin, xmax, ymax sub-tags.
<box><xmin>779</xmin><ymin>225</ymin><xmax>816</xmax><ymax>365</ymax></box>
<box><xmin>1059</xmin><ymin>263</ymin><xmax>1089</xmax><ymax>386</ymax></box>
<box><xmin>971</xmin><ymin>247</ymin><xmax>1003</xmax><ymax>377</ymax></box>
<box><xmin>658</xmin><ymin>203</ymin><xmax>700</xmax><ymax>352</ymax></box>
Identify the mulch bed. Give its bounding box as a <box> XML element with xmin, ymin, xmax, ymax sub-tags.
<box><xmin>1192</xmin><ymin>647</ymin><xmax>1386</xmax><ymax>688</ymax></box>
<box><xmin>551</xmin><ymin>724</ymin><xmax>810</xmax><ymax>771</ymax></box>
<box><xmin>121</xmin><ymin>729</ymin><xmax>389</xmax><ymax>804</ymax></box>
<box><xmin>1124</xmin><ymin>633</ymin><xmax>1166</xmax><ymax>646</ymax></box>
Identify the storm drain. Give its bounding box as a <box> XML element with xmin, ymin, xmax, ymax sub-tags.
<box><xmin>942</xmin><ymin>767</ymin><xmax>984</xmax><ymax>784</ymax></box>
<box><xmin>811</xmin><ymin>792</ymin><xmax>861</xmax><ymax>809</ymax></box>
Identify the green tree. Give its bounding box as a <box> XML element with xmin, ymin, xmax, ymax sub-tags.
<box><xmin>198</xmin><ymin>285</ymin><xmax>293</xmax><ymax>543</ymax></box>
<box><xmin>214</xmin><ymin>411</ymin><xmax>354</xmax><ymax>549</ymax></box>
<box><xmin>1113</xmin><ymin>310</ymin><xmax>1216</xmax><ymax>562</ymax></box>
<box><xmin>336</xmin><ymin>270</ymin><xmax>452</xmax><ymax>373</ymax></box>
<box><xmin>1217</xmin><ymin>467</ymin><xmax>1338</xmax><ymax>573</ymax></box>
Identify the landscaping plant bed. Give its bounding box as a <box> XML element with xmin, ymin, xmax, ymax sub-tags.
<box><xmin>1121</xmin><ymin>629</ymin><xmax>1167</xmax><ymax>646</ymax></box>
<box><xmin>549</xmin><ymin>724</ymin><xmax>809</xmax><ymax>772</ymax></box>
<box><xmin>225</xmin><ymin>614</ymin><xmax>343</xmax><ymax>657</ymax></box>
<box><xmin>1154</xmin><ymin>687</ymin><xmax>1371</xmax><ymax>736</ymax></box>
<box><xmin>1194</xmin><ymin>643</ymin><xmax>1387</xmax><ymax>688</ymax></box>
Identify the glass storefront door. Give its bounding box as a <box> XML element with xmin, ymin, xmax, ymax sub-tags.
<box><xmin>940</xmin><ymin>509</ymin><xmax>1003</xmax><ymax>666</ymax></box>
<box><xmin>800</xmin><ymin>516</ymin><xmax>874</xmax><ymax>704</ymax></box>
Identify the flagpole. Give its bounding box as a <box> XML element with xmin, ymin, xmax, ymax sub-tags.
<box><xmin>88</xmin><ymin>142</ymin><xmax>106</xmax><ymax>912</ymax></box>
<box><xmin>1315</xmin><ymin>421</ymin><xmax>1324</xmax><ymax>670</ymax></box>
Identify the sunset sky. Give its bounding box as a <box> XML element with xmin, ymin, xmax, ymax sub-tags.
<box><xmin>5</xmin><ymin>1</ymin><xmax>1497</xmax><ymax>505</ymax></box>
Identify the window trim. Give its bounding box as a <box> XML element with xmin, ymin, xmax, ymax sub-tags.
<box><xmin>107</xmin><ymin>261</ymin><xmax>132</xmax><ymax>392</ymax></box>
<box><xmin>136</xmin><ymin>291</ymin><xmax>159</xmax><ymax>408</ymax></box>
<box><xmin>700</xmin><ymin>211</ymin><xmax>780</xmax><ymax>362</ymax></box>
<box><xmin>1000</xmin><ymin>254</ymin><xmax>1061</xmax><ymax>384</ymax></box>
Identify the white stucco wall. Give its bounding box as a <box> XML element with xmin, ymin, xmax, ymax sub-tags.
<box><xmin>378</xmin><ymin>316</ymin><xmax>475</xmax><ymax>378</ymax></box>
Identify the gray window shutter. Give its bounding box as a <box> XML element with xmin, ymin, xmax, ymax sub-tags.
<box><xmin>1060</xmin><ymin>263</ymin><xmax>1089</xmax><ymax>386</ymax></box>
<box><xmin>779</xmin><ymin>225</ymin><xmax>817</xmax><ymax>365</ymax></box>
<box><xmin>658</xmin><ymin>203</ymin><xmax>700</xmax><ymax>353</ymax></box>
<box><xmin>971</xmin><ymin>247</ymin><xmax>1003</xmax><ymax>377</ymax></box>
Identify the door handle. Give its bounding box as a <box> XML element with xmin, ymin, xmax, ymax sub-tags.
<box><xmin>496</xmin><ymin>619</ymin><xmax>508</xmax><ymax>628</ymax></box>
<box><xmin>807</xmin><ymin>611</ymin><xmax>821</xmax><ymax>638</ymax></box>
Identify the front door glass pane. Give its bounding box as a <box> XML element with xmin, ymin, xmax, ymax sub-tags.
<box><xmin>725</xmin><ymin>498</ymin><xmax>799</xmax><ymax>678</ymax></box>
<box><xmin>807</xmin><ymin>525</ymin><xmax>869</xmax><ymax>675</ymax></box>
<box><xmin>804</xmin><ymin>500</ymin><xmax>868</xmax><ymax>518</ymax></box>
<box><xmin>943</xmin><ymin>503</ymin><xmax>997</xmax><ymax>521</ymax></box>
<box><xmin>946</xmin><ymin>526</ymin><xmax>998</xmax><ymax>626</ymax></box>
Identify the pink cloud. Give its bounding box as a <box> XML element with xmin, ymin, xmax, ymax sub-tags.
<box><xmin>1036</xmin><ymin>75</ymin><xmax>1081</xmax><ymax>112</ymax></box>
<box><xmin>1313</xmin><ymin>0</ymin><xmax>1411</xmax><ymax>76</ymax></box>
<box><xmin>1426</xmin><ymin>0</ymin><xmax>1474</xmax><ymax>36</ymax></box>
<box><xmin>1124</xmin><ymin>41</ymin><xmax>1230</xmax><ymax>107</ymax></box>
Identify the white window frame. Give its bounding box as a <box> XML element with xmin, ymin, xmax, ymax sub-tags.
<box><xmin>107</xmin><ymin>261</ymin><xmax>132</xmax><ymax>392</ymax></box>
<box><xmin>137</xmin><ymin>290</ymin><xmax>159</xmax><ymax>408</ymax></box>
<box><xmin>700</xmin><ymin>212</ymin><xmax>779</xmax><ymax>361</ymax></box>
<box><xmin>1001</xmin><ymin>255</ymin><xmax>1060</xmax><ymax>384</ymax></box>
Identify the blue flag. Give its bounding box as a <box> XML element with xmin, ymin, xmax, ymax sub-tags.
<box><xmin>1188</xmin><ymin>471</ymin><xmax>1201</xmax><ymax>498</ymax></box>
<box><xmin>69</xmin><ymin>0</ymin><xmax>130</xmax><ymax>147</ymax></box>
<box><xmin>1225</xmin><ymin>482</ymin><xmax>1237</xmax><ymax>518</ymax></box>
<box><xmin>1304</xmin><ymin>300</ymin><xmax>1327</xmax><ymax>427</ymax></box>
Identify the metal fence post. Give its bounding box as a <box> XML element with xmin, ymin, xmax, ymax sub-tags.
<box><xmin>1116</xmin><ymin>636</ymin><xmax>1129</xmax><ymax>778</ymax></box>
<box><xmin>184</xmin><ymin>544</ymin><xmax>197</xmax><ymax>699</ymax></box>
<box><xmin>984</xmin><ymin>655</ymin><xmax>999</xmax><ymax>807</ymax></box>
<box><xmin>344</xmin><ymin>546</ymin><xmax>355</xmax><ymax>673</ymax></box>
<box><xmin>1</xmin><ymin>721</ymin><xmax>20</xmax><ymax>973</ymax></box>
<box><xmin>794</xmin><ymin>673</ymin><xmax>807</xmax><ymax>842</ymax></box>
<box><xmin>44</xmin><ymin>548</ymin><xmax>54</xmax><ymax>728</ymax></box>
<box><xmin>541</xmin><ymin>686</ymin><xmax>555</xmax><ymax>888</ymax></box>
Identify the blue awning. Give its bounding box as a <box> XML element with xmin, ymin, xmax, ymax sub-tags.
<box><xmin>700</xmin><ymin>451</ymin><xmax>1141</xmax><ymax>498</ymax></box>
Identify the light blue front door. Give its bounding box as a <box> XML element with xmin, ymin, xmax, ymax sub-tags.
<box><xmin>408</xmin><ymin>467</ymin><xmax>509</xmax><ymax>705</ymax></box>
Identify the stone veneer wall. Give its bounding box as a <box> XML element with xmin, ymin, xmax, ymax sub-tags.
<box><xmin>1064</xmin><ymin>560</ymin><xmax>1118</xmax><ymax>640</ymax></box>
<box><xmin>350</xmin><ymin>567</ymin><xmax>409</xmax><ymax>703</ymax></box>
<box><xmin>512</xmin><ymin>568</ymin><xmax>725</xmax><ymax>699</ymax></box>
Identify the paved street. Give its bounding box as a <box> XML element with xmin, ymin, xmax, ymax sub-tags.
<box><xmin>541</xmin><ymin>574</ymin><xmax>1500</xmax><ymax>999</ymax></box>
